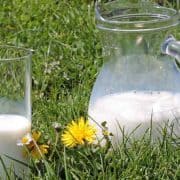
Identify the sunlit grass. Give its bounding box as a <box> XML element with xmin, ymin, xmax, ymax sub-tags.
<box><xmin>0</xmin><ymin>0</ymin><xmax>179</xmax><ymax>179</ymax></box>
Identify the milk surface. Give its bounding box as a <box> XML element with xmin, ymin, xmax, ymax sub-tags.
<box><xmin>88</xmin><ymin>91</ymin><xmax>180</xmax><ymax>144</ymax></box>
<box><xmin>0</xmin><ymin>114</ymin><xmax>31</xmax><ymax>178</ymax></box>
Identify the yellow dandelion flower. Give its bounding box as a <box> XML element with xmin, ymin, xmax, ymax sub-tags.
<box><xmin>30</xmin><ymin>144</ymin><xmax>49</xmax><ymax>160</ymax></box>
<box><xmin>20</xmin><ymin>131</ymin><xmax>49</xmax><ymax>159</ymax></box>
<box><xmin>61</xmin><ymin>117</ymin><xmax>96</xmax><ymax>148</ymax></box>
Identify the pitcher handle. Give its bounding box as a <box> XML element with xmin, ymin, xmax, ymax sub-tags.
<box><xmin>161</xmin><ymin>35</ymin><xmax>180</xmax><ymax>61</ymax></box>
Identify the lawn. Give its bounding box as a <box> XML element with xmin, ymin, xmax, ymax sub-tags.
<box><xmin>0</xmin><ymin>0</ymin><xmax>179</xmax><ymax>179</ymax></box>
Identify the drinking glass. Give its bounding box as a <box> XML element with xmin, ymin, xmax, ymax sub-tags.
<box><xmin>0</xmin><ymin>46</ymin><xmax>32</xmax><ymax>178</ymax></box>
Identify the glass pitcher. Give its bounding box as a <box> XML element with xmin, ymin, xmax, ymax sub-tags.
<box><xmin>88</xmin><ymin>1</ymin><xmax>180</xmax><ymax>145</ymax></box>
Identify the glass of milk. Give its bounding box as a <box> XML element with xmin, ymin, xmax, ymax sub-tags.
<box><xmin>89</xmin><ymin>1</ymin><xmax>180</xmax><ymax>145</ymax></box>
<box><xmin>0</xmin><ymin>46</ymin><xmax>32</xmax><ymax>178</ymax></box>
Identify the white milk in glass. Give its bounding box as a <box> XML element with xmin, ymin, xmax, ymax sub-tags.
<box><xmin>89</xmin><ymin>91</ymin><xmax>180</xmax><ymax>144</ymax></box>
<box><xmin>0</xmin><ymin>114</ymin><xmax>31</xmax><ymax>178</ymax></box>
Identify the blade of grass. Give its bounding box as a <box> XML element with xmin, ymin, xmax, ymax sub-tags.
<box><xmin>0</xmin><ymin>156</ymin><xmax>11</xmax><ymax>180</ymax></box>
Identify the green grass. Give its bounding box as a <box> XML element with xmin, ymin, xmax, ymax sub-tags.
<box><xmin>0</xmin><ymin>0</ymin><xmax>179</xmax><ymax>179</ymax></box>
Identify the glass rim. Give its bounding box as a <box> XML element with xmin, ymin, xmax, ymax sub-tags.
<box><xmin>95</xmin><ymin>1</ymin><xmax>179</xmax><ymax>32</ymax></box>
<box><xmin>0</xmin><ymin>45</ymin><xmax>34</xmax><ymax>61</ymax></box>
